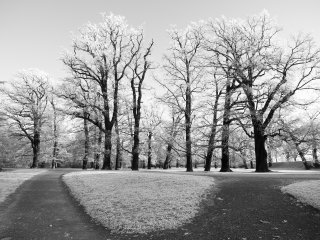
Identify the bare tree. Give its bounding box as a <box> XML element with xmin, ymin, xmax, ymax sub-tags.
<box><xmin>207</xmin><ymin>11</ymin><xmax>320</xmax><ymax>172</ymax></box>
<box><xmin>129</xmin><ymin>40</ymin><xmax>154</xmax><ymax>170</ymax></box>
<box><xmin>1</xmin><ymin>69</ymin><xmax>49</xmax><ymax>168</ymax></box>
<box><xmin>162</xmin><ymin>107</ymin><xmax>183</xmax><ymax>169</ymax></box>
<box><xmin>62</xmin><ymin>13</ymin><xmax>143</xmax><ymax>169</ymax></box>
<box><xmin>141</xmin><ymin>106</ymin><xmax>163</xmax><ymax>169</ymax></box>
<box><xmin>203</xmin><ymin>72</ymin><xmax>223</xmax><ymax>171</ymax></box>
<box><xmin>281</xmin><ymin>119</ymin><xmax>312</xmax><ymax>169</ymax></box>
<box><xmin>49</xmin><ymin>94</ymin><xmax>59</xmax><ymax>168</ymax></box>
<box><xmin>159</xmin><ymin>23</ymin><xmax>205</xmax><ymax>172</ymax></box>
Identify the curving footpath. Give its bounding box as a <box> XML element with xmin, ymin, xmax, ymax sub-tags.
<box><xmin>0</xmin><ymin>169</ymin><xmax>108</xmax><ymax>240</ymax></box>
<box><xmin>1</xmin><ymin>169</ymin><xmax>320</xmax><ymax>240</ymax></box>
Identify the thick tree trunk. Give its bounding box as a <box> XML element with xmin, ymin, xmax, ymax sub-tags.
<box><xmin>204</xmin><ymin>91</ymin><xmax>219</xmax><ymax>172</ymax></box>
<box><xmin>131</xmin><ymin>125</ymin><xmax>140</xmax><ymax>171</ymax></box>
<box><xmin>163</xmin><ymin>143</ymin><xmax>173</xmax><ymax>169</ymax></box>
<box><xmin>185</xmin><ymin>85</ymin><xmax>193</xmax><ymax>172</ymax></box>
<box><xmin>102</xmin><ymin>128</ymin><xmax>112</xmax><ymax>170</ymax></box>
<box><xmin>115</xmin><ymin>118</ymin><xmax>122</xmax><ymax>170</ymax></box>
<box><xmin>312</xmin><ymin>142</ymin><xmax>320</xmax><ymax>168</ymax></box>
<box><xmin>267</xmin><ymin>140</ymin><xmax>273</xmax><ymax>167</ymax></box>
<box><xmin>82</xmin><ymin>114</ymin><xmax>89</xmax><ymax>170</ymax></box>
<box><xmin>147</xmin><ymin>131</ymin><xmax>152</xmax><ymax>169</ymax></box>
<box><xmin>220</xmin><ymin>77</ymin><xmax>232</xmax><ymax>172</ymax></box>
<box><xmin>220</xmin><ymin>125</ymin><xmax>232</xmax><ymax>172</ymax></box>
<box><xmin>93</xmin><ymin>124</ymin><xmax>102</xmax><ymax>169</ymax></box>
<box><xmin>101</xmin><ymin>79</ymin><xmax>114</xmax><ymax>170</ymax></box>
<box><xmin>31</xmin><ymin>142</ymin><xmax>40</xmax><ymax>168</ymax></box>
<box><xmin>185</xmin><ymin>124</ymin><xmax>192</xmax><ymax>172</ymax></box>
<box><xmin>253</xmin><ymin>125</ymin><xmax>269</xmax><ymax>172</ymax></box>
<box><xmin>204</xmin><ymin>136</ymin><xmax>215</xmax><ymax>171</ymax></box>
<box><xmin>220</xmin><ymin>117</ymin><xmax>231</xmax><ymax>171</ymax></box>
<box><xmin>31</xmin><ymin>130</ymin><xmax>40</xmax><ymax>168</ymax></box>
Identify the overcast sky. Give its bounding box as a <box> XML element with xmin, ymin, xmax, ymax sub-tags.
<box><xmin>1</xmin><ymin>0</ymin><xmax>320</xmax><ymax>83</ymax></box>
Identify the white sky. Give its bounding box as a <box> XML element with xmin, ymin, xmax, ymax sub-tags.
<box><xmin>1</xmin><ymin>0</ymin><xmax>320</xmax><ymax>83</ymax></box>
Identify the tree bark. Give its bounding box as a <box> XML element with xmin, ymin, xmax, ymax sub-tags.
<box><xmin>52</xmin><ymin>141</ymin><xmax>58</xmax><ymax>169</ymax></box>
<box><xmin>204</xmin><ymin>87</ymin><xmax>220</xmax><ymax>172</ymax></box>
<box><xmin>312</xmin><ymin>135</ymin><xmax>320</xmax><ymax>168</ymax></box>
<box><xmin>267</xmin><ymin>139</ymin><xmax>273</xmax><ymax>167</ymax></box>
<box><xmin>220</xmin><ymin>78</ymin><xmax>232</xmax><ymax>172</ymax></box>
<box><xmin>163</xmin><ymin>143</ymin><xmax>173</xmax><ymax>169</ymax></box>
<box><xmin>31</xmin><ymin>132</ymin><xmax>40</xmax><ymax>168</ymax></box>
<box><xmin>131</xmin><ymin>125</ymin><xmax>140</xmax><ymax>171</ymax></box>
<box><xmin>313</xmin><ymin>148</ymin><xmax>320</xmax><ymax>168</ymax></box>
<box><xmin>31</xmin><ymin>122</ymin><xmax>40</xmax><ymax>168</ymax></box>
<box><xmin>82</xmin><ymin>112</ymin><xmax>89</xmax><ymax>170</ymax></box>
<box><xmin>147</xmin><ymin>131</ymin><xmax>152</xmax><ymax>169</ymax></box>
<box><xmin>93</xmin><ymin>124</ymin><xmax>102</xmax><ymax>169</ymax></box>
<box><xmin>253</xmin><ymin>124</ymin><xmax>269</xmax><ymax>172</ymax></box>
<box><xmin>294</xmin><ymin>142</ymin><xmax>311</xmax><ymax>170</ymax></box>
<box><xmin>115</xmin><ymin>117</ymin><xmax>122</xmax><ymax>170</ymax></box>
<box><xmin>102</xmin><ymin>128</ymin><xmax>112</xmax><ymax>170</ymax></box>
<box><xmin>51</xmin><ymin>99</ymin><xmax>58</xmax><ymax>169</ymax></box>
<box><xmin>185</xmin><ymin>84</ymin><xmax>193</xmax><ymax>172</ymax></box>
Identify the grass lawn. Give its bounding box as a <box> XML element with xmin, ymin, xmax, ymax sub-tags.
<box><xmin>0</xmin><ymin>169</ymin><xmax>47</xmax><ymax>203</ymax></box>
<box><xmin>281</xmin><ymin>180</ymin><xmax>320</xmax><ymax>210</ymax></box>
<box><xmin>63</xmin><ymin>171</ymin><xmax>214</xmax><ymax>234</ymax></box>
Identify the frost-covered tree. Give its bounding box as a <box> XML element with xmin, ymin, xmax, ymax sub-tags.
<box><xmin>129</xmin><ymin>40</ymin><xmax>154</xmax><ymax>170</ymax></box>
<box><xmin>62</xmin><ymin>13</ymin><xmax>145</xmax><ymax>170</ymax></box>
<box><xmin>207</xmin><ymin>11</ymin><xmax>320</xmax><ymax>172</ymax></box>
<box><xmin>159</xmin><ymin>23</ymin><xmax>206</xmax><ymax>172</ymax></box>
<box><xmin>1</xmin><ymin>69</ymin><xmax>49</xmax><ymax>168</ymax></box>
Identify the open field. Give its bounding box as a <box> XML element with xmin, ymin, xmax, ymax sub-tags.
<box><xmin>63</xmin><ymin>171</ymin><xmax>214</xmax><ymax>234</ymax></box>
<box><xmin>0</xmin><ymin>169</ymin><xmax>47</xmax><ymax>203</ymax></box>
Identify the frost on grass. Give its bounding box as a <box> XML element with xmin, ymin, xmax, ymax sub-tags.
<box><xmin>281</xmin><ymin>180</ymin><xmax>320</xmax><ymax>210</ymax></box>
<box><xmin>0</xmin><ymin>169</ymin><xmax>46</xmax><ymax>203</ymax></box>
<box><xmin>63</xmin><ymin>171</ymin><xmax>214</xmax><ymax>234</ymax></box>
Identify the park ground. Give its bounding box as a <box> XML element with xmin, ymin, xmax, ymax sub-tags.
<box><xmin>0</xmin><ymin>166</ymin><xmax>320</xmax><ymax>239</ymax></box>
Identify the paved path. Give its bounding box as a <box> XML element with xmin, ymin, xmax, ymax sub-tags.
<box><xmin>141</xmin><ymin>172</ymin><xmax>320</xmax><ymax>240</ymax></box>
<box><xmin>1</xmin><ymin>170</ymin><xmax>320</xmax><ymax>240</ymax></box>
<box><xmin>0</xmin><ymin>169</ymin><xmax>108</xmax><ymax>240</ymax></box>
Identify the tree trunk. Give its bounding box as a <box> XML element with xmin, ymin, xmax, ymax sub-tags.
<box><xmin>102</xmin><ymin>128</ymin><xmax>112</xmax><ymax>170</ymax></box>
<box><xmin>242</xmin><ymin>157</ymin><xmax>248</xmax><ymax>169</ymax></box>
<box><xmin>147</xmin><ymin>131</ymin><xmax>152</xmax><ymax>169</ymax></box>
<box><xmin>204</xmin><ymin>90</ymin><xmax>219</xmax><ymax>172</ymax></box>
<box><xmin>294</xmin><ymin>143</ymin><xmax>311</xmax><ymax>170</ymax></box>
<box><xmin>267</xmin><ymin>140</ymin><xmax>273</xmax><ymax>167</ymax></box>
<box><xmin>51</xmin><ymin>99</ymin><xmax>58</xmax><ymax>169</ymax></box>
<box><xmin>312</xmin><ymin>141</ymin><xmax>320</xmax><ymax>168</ymax></box>
<box><xmin>93</xmin><ymin>124</ymin><xmax>102</xmax><ymax>169</ymax></box>
<box><xmin>115</xmin><ymin>118</ymin><xmax>122</xmax><ymax>170</ymax></box>
<box><xmin>52</xmin><ymin>140</ymin><xmax>58</xmax><ymax>169</ymax></box>
<box><xmin>185</xmin><ymin>84</ymin><xmax>193</xmax><ymax>172</ymax></box>
<box><xmin>204</xmin><ymin>125</ymin><xmax>218</xmax><ymax>171</ymax></box>
<box><xmin>220</xmin><ymin>77</ymin><xmax>232</xmax><ymax>172</ymax></box>
<box><xmin>253</xmin><ymin>125</ymin><xmax>269</xmax><ymax>172</ymax></box>
<box><xmin>101</xmin><ymin>78</ymin><xmax>114</xmax><ymax>170</ymax></box>
<box><xmin>163</xmin><ymin>143</ymin><xmax>173</xmax><ymax>169</ymax></box>
<box><xmin>131</xmin><ymin>125</ymin><xmax>140</xmax><ymax>171</ymax></box>
<box><xmin>82</xmin><ymin>113</ymin><xmax>89</xmax><ymax>170</ymax></box>
<box><xmin>240</xmin><ymin>149</ymin><xmax>248</xmax><ymax>169</ymax></box>
<box><xmin>31</xmin><ymin>129</ymin><xmax>40</xmax><ymax>168</ymax></box>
